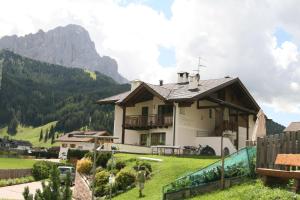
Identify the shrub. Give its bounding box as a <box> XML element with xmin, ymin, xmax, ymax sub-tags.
<box><xmin>133</xmin><ymin>160</ymin><xmax>152</xmax><ymax>177</ymax></box>
<box><xmin>94</xmin><ymin>170</ymin><xmax>110</xmax><ymax>197</ymax></box>
<box><xmin>0</xmin><ymin>176</ymin><xmax>35</xmax><ymax>187</ymax></box>
<box><xmin>115</xmin><ymin>169</ymin><xmax>136</xmax><ymax>190</ymax></box>
<box><xmin>76</xmin><ymin>158</ymin><xmax>92</xmax><ymax>174</ymax></box>
<box><xmin>32</xmin><ymin>161</ymin><xmax>61</xmax><ymax>180</ymax></box>
<box><xmin>107</xmin><ymin>159</ymin><xmax>126</xmax><ymax>171</ymax></box>
<box><xmin>95</xmin><ymin>170</ymin><xmax>110</xmax><ymax>186</ymax></box>
<box><xmin>67</xmin><ymin>149</ymin><xmax>89</xmax><ymax>160</ymax></box>
<box><xmin>95</xmin><ymin>167</ymin><xmax>104</xmax><ymax>174</ymax></box>
<box><xmin>84</xmin><ymin>152</ymin><xmax>111</xmax><ymax>168</ymax></box>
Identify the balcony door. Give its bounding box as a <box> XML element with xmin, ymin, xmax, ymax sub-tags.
<box><xmin>141</xmin><ymin>107</ymin><xmax>149</xmax><ymax>127</ymax></box>
<box><xmin>158</xmin><ymin>105</ymin><xmax>173</xmax><ymax>126</ymax></box>
<box><xmin>151</xmin><ymin>132</ymin><xmax>166</xmax><ymax>145</ymax></box>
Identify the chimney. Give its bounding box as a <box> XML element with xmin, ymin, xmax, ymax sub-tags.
<box><xmin>177</xmin><ymin>72</ymin><xmax>189</xmax><ymax>84</ymax></box>
<box><xmin>159</xmin><ymin>80</ymin><xmax>163</xmax><ymax>86</ymax></box>
<box><xmin>188</xmin><ymin>73</ymin><xmax>200</xmax><ymax>91</ymax></box>
<box><xmin>131</xmin><ymin>79</ymin><xmax>142</xmax><ymax>91</ymax></box>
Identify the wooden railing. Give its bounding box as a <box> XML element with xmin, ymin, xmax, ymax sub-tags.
<box><xmin>125</xmin><ymin>114</ymin><xmax>173</xmax><ymax>129</ymax></box>
<box><xmin>223</xmin><ymin>120</ymin><xmax>238</xmax><ymax>132</ymax></box>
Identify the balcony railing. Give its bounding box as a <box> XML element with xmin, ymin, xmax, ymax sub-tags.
<box><xmin>125</xmin><ymin>114</ymin><xmax>173</xmax><ymax>129</ymax></box>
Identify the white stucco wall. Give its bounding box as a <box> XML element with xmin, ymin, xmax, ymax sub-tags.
<box><xmin>112</xmin><ymin>97</ymin><xmax>256</xmax><ymax>154</ymax></box>
<box><xmin>59</xmin><ymin>141</ymin><xmax>94</xmax><ymax>158</ymax></box>
<box><xmin>113</xmin><ymin>105</ymin><xmax>123</xmax><ymax>144</ymax></box>
<box><xmin>175</xmin><ymin>101</ymin><xmax>216</xmax><ymax>146</ymax></box>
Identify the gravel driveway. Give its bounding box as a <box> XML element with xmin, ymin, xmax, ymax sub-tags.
<box><xmin>0</xmin><ymin>181</ymin><xmax>43</xmax><ymax>200</ymax></box>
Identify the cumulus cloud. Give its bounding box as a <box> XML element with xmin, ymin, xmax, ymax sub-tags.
<box><xmin>0</xmin><ymin>0</ymin><xmax>300</xmax><ymax>119</ymax></box>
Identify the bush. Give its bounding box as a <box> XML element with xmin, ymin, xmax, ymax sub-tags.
<box><xmin>95</xmin><ymin>167</ymin><xmax>104</xmax><ymax>174</ymax></box>
<box><xmin>133</xmin><ymin>160</ymin><xmax>152</xmax><ymax>177</ymax></box>
<box><xmin>84</xmin><ymin>152</ymin><xmax>111</xmax><ymax>168</ymax></box>
<box><xmin>95</xmin><ymin>170</ymin><xmax>110</xmax><ymax>186</ymax></box>
<box><xmin>67</xmin><ymin>149</ymin><xmax>89</xmax><ymax>160</ymax></box>
<box><xmin>94</xmin><ymin>170</ymin><xmax>110</xmax><ymax>197</ymax></box>
<box><xmin>0</xmin><ymin>176</ymin><xmax>34</xmax><ymax>187</ymax></box>
<box><xmin>115</xmin><ymin>169</ymin><xmax>136</xmax><ymax>190</ymax></box>
<box><xmin>107</xmin><ymin>159</ymin><xmax>126</xmax><ymax>171</ymax></box>
<box><xmin>76</xmin><ymin>158</ymin><xmax>92</xmax><ymax>174</ymax></box>
<box><xmin>32</xmin><ymin>161</ymin><xmax>61</xmax><ymax>180</ymax></box>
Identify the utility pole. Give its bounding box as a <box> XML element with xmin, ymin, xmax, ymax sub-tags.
<box><xmin>73</xmin><ymin>135</ymin><xmax>119</xmax><ymax>200</ymax></box>
<box><xmin>220</xmin><ymin>107</ymin><xmax>225</xmax><ymax>189</ymax></box>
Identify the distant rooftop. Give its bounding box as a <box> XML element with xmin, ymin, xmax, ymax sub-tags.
<box><xmin>284</xmin><ymin>122</ymin><xmax>300</xmax><ymax>132</ymax></box>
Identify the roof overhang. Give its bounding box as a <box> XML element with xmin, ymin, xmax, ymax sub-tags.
<box><xmin>119</xmin><ymin>82</ymin><xmax>167</xmax><ymax>106</ymax></box>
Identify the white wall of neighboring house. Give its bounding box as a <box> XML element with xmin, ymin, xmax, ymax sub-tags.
<box><xmin>59</xmin><ymin>141</ymin><xmax>94</xmax><ymax>159</ymax></box>
<box><xmin>113</xmin><ymin>105</ymin><xmax>123</xmax><ymax>144</ymax></box>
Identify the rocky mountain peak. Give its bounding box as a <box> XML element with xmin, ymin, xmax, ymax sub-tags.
<box><xmin>0</xmin><ymin>24</ymin><xmax>127</xmax><ymax>83</ymax></box>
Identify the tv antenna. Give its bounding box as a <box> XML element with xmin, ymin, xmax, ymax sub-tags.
<box><xmin>193</xmin><ymin>57</ymin><xmax>206</xmax><ymax>74</ymax></box>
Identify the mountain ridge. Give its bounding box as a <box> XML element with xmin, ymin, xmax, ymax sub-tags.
<box><xmin>0</xmin><ymin>24</ymin><xmax>127</xmax><ymax>83</ymax></box>
<box><xmin>0</xmin><ymin>50</ymin><xmax>129</xmax><ymax>133</ymax></box>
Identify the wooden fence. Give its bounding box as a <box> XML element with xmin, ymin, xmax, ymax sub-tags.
<box><xmin>0</xmin><ymin>169</ymin><xmax>32</xmax><ymax>179</ymax></box>
<box><xmin>256</xmin><ymin>131</ymin><xmax>300</xmax><ymax>169</ymax></box>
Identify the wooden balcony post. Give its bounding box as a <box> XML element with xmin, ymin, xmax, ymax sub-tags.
<box><xmin>121</xmin><ymin>106</ymin><xmax>126</xmax><ymax>144</ymax></box>
<box><xmin>246</xmin><ymin>114</ymin><xmax>249</xmax><ymax>140</ymax></box>
<box><xmin>236</xmin><ymin>110</ymin><xmax>239</xmax><ymax>150</ymax></box>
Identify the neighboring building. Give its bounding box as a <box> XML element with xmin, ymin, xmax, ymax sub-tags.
<box><xmin>97</xmin><ymin>72</ymin><xmax>261</xmax><ymax>155</ymax></box>
<box><xmin>284</xmin><ymin>122</ymin><xmax>300</xmax><ymax>133</ymax></box>
<box><xmin>0</xmin><ymin>137</ymin><xmax>32</xmax><ymax>150</ymax></box>
<box><xmin>57</xmin><ymin>130</ymin><xmax>112</xmax><ymax>159</ymax></box>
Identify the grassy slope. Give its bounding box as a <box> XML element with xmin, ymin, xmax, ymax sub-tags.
<box><xmin>113</xmin><ymin>154</ymin><xmax>218</xmax><ymax>200</ymax></box>
<box><xmin>0</xmin><ymin>158</ymin><xmax>36</xmax><ymax>169</ymax></box>
<box><xmin>0</xmin><ymin>121</ymin><xmax>59</xmax><ymax>148</ymax></box>
<box><xmin>84</xmin><ymin>69</ymin><xmax>97</xmax><ymax>80</ymax></box>
<box><xmin>190</xmin><ymin>180</ymin><xmax>300</xmax><ymax>200</ymax></box>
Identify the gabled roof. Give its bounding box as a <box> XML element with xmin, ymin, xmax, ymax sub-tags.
<box><xmin>57</xmin><ymin>130</ymin><xmax>110</xmax><ymax>142</ymax></box>
<box><xmin>284</xmin><ymin>122</ymin><xmax>300</xmax><ymax>132</ymax></box>
<box><xmin>97</xmin><ymin>77</ymin><xmax>260</xmax><ymax>111</ymax></box>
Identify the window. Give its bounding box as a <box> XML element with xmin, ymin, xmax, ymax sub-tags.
<box><xmin>62</xmin><ymin>143</ymin><xmax>68</xmax><ymax>148</ymax></box>
<box><xmin>209</xmin><ymin>109</ymin><xmax>212</xmax><ymax>118</ymax></box>
<box><xmin>140</xmin><ymin>134</ymin><xmax>148</xmax><ymax>146</ymax></box>
<box><xmin>151</xmin><ymin>133</ymin><xmax>166</xmax><ymax>145</ymax></box>
<box><xmin>70</xmin><ymin>144</ymin><xmax>76</xmax><ymax>148</ymax></box>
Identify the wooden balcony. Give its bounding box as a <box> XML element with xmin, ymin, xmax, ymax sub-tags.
<box><xmin>125</xmin><ymin>114</ymin><xmax>173</xmax><ymax>130</ymax></box>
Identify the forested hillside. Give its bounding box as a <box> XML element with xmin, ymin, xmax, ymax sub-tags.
<box><xmin>0</xmin><ymin>50</ymin><xmax>129</xmax><ymax>133</ymax></box>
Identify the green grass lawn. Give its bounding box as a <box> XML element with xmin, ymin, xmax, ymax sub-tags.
<box><xmin>0</xmin><ymin>121</ymin><xmax>59</xmax><ymax>148</ymax></box>
<box><xmin>0</xmin><ymin>158</ymin><xmax>37</xmax><ymax>169</ymax></box>
<box><xmin>113</xmin><ymin>154</ymin><xmax>218</xmax><ymax>200</ymax></box>
<box><xmin>190</xmin><ymin>179</ymin><xmax>300</xmax><ymax>200</ymax></box>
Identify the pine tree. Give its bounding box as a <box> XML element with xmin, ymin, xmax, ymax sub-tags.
<box><xmin>49</xmin><ymin>125</ymin><xmax>55</xmax><ymax>138</ymax></box>
<box><xmin>23</xmin><ymin>166</ymin><xmax>72</xmax><ymax>200</ymax></box>
<box><xmin>7</xmin><ymin>116</ymin><xmax>18</xmax><ymax>135</ymax></box>
<box><xmin>44</xmin><ymin>129</ymin><xmax>49</xmax><ymax>143</ymax></box>
<box><xmin>51</xmin><ymin>133</ymin><xmax>55</xmax><ymax>144</ymax></box>
<box><xmin>39</xmin><ymin>129</ymin><xmax>44</xmax><ymax>142</ymax></box>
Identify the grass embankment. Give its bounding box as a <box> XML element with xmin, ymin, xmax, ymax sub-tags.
<box><xmin>0</xmin><ymin>121</ymin><xmax>59</xmax><ymax>147</ymax></box>
<box><xmin>113</xmin><ymin>154</ymin><xmax>218</xmax><ymax>200</ymax></box>
<box><xmin>191</xmin><ymin>179</ymin><xmax>300</xmax><ymax>200</ymax></box>
<box><xmin>113</xmin><ymin>154</ymin><xmax>300</xmax><ymax>200</ymax></box>
<box><xmin>0</xmin><ymin>158</ymin><xmax>37</xmax><ymax>169</ymax></box>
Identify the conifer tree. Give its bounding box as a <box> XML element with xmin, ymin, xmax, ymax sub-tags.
<box><xmin>39</xmin><ymin>129</ymin><xmax>43</xmax><ymax>142</ymax></box>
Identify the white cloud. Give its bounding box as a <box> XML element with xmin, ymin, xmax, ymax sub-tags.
<box><xmin>1</xmin><ymin>0</ymin><xmax>300</xmax><ymax>117</ymax></box>
<box><xmin>272</xmin><ymin>40</ymin><xmax>299</xmax><ymax>69</ymax></box>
